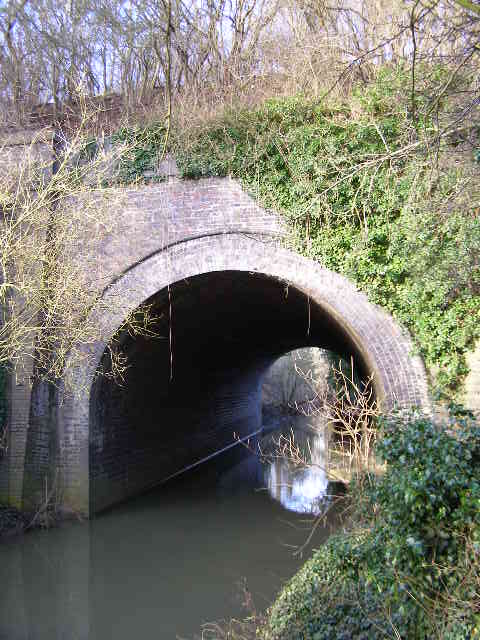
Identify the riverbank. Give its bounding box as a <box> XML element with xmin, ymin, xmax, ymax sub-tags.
<box><xmin>261</xmin><ymin>410</ymin><xmax>480</xmax><ymax>639</ymax></box>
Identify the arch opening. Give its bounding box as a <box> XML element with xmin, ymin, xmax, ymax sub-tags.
<box><xmin>261</xmin><ymin>346</ymin><xmax>375</xmax><ymax>514</ymax></box>
<box><xmin>89</xmin><ymin>271</ymin><xmax>370</xmax><ymax>513</ymax></box>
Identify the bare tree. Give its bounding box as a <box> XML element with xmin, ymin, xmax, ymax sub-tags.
<box><xmin>0</xmin><ymin>115</ymin><xmax>156</xmax><ymax>389</ymax></box>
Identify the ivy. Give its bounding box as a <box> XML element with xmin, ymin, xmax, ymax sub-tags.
<box><xmin>173</xmin><ymin>66</ymin><xmax>480</xmax><ymax>395</ymax></box>
<box><xmin>263</xmin><ymin>413</ymin><xmax>480</xmax><ymax>639</ymax></box>
<box><xmin>111</xmin><ymin>123</ymin><xmax>167</xmax><ymax>183</ymax></box>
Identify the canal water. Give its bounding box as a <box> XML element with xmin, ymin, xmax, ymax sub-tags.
<box><xmin>0</xmin><ymin>432</ymin><xmax>336</xmax><ymax>640</ymax></box>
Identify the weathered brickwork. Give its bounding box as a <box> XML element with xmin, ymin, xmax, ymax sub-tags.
<box><xmin>0</xmin><ymin>128</ymin><xmax>53</xmax><ymax>180</ymax></box>
<box><xmin>2</xmin><ymin>174</ymin><xmax>432</xmax><ymax>516</ymax></box>
<box><xmin>90</xmin><ymin>349</ymin><xmax>263</xmax><ymax>512</ymax></box>
<box><xmin>0</xmin><ymin>130</ymin><xmax>53</xmax><ymax>508</ymax></box>
<box><xmin>0</xmin><ymin>360</ymin><xmax>34</xmax><ymax>508</ymax></box>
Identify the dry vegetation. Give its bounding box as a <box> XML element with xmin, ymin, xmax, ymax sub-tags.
<box><xmin>0</xmin><ymin>0</ymin><xmax>478</xmax><ymax>136</ymax></box>
<box><xmin>261</xmin><ymin>354</ymin><xmax>380</xmax><ymax>483</ymax></box>
<box><xmin>0</xmin><ymin>109</ymin><xmax>157</xmax><ymax>396</ymax></box>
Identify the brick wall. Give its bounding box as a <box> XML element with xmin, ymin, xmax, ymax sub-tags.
<box><xmin>90</xmin><ymin>340</ymin><xmax>263</xmax><ymax>513</ymax></box>
<box><xmin>0</xmin><ymin>128</ymin><xmax>52</xmax><ymax>180</ymax></box>
<box><xmin>0</xmin><ymin>129</ymin><xmax>53</xmax><ymax>507</ymax></box>
<box><xmin>1</xmin><ymin>162</ymin><xmax>432</xmax><ymax>516</ymax></box>
<box><xmin>49</xmin><ymin>177</ymin><xmax>431</xmax><ymax>515</ymax></box>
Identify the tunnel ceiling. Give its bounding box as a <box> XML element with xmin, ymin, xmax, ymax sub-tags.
<box><xmin>110</xmin><ymin>270</ymin><xmax>367</xmax><ymax>394</ymax></box>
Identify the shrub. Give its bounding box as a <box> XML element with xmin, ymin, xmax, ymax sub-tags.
<box><xmin>112</xmin><ymin>123</ymin><xmax>167</xmax><ymax>183</ymax></box>
<box><xmin>263</xmin><ymin>531</ymin><xmax>401</xmax><ymax>640</ymax></box>
<box><xmin>263</xmin><ymin>412</ymin><xmax>480</xmax><ymax>639</ymax></box>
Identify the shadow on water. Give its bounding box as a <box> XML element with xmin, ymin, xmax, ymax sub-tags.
<box><xmin>0</xmin><ymin>445</ymin><xmax>338</xmax><ymax>640</ymax></box>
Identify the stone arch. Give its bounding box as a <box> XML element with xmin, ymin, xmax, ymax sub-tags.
<box><xmin>58</xmin><ymin>233</ymin><xmax>430</xmax><ymax>515</ymax></box>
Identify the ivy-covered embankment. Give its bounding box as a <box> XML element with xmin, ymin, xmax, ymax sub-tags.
<box><xmin>170</xmin><ymin>67</ymin><xmax>480</xmax><ymax>398</ymax></box>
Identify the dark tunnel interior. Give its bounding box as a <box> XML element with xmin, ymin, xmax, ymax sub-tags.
<box><xmin>89</xmin><ymin>270</ymin><xmax>370</xmax><ymax>513</ymax></box>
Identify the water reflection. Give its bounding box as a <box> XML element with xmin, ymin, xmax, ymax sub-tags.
<box><xmin>264</xmin><ymin>426</ymin><xmax>329</xmax><ymax>514</ymax></box>
<box><xmin>266</xmin><ymin>461</ymin><xmax>329</xmax><ymax>515</ymax></box>
<box><xmin>0</xmin><ymin>452</ymin><xmax>335</xmax><ymax>640</ymax></box>
<box><xmin>0</xmin><ymin>523</ymin><xmax>90</xmax><ymax>640</ymax></box>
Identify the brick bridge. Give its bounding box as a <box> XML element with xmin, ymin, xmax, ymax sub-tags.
<box><xmin>1</xmin><ymin>174</ymin><xmax>430</xmax><ymax>516</ymax></box>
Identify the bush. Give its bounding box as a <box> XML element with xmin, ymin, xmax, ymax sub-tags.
<box><xmin>263</xmin><ymin>531</ymin><xmax>402</xmax><ymax>640</ymax></box>
<box><xmin>262</xmin><ymin>412</ymin><xmax>480</xmax><ymax>639</ymax></box>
